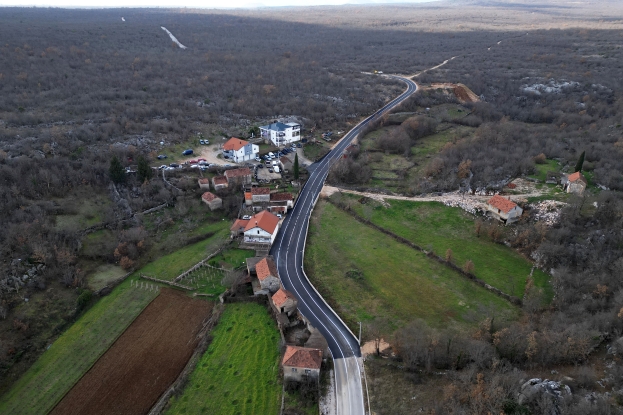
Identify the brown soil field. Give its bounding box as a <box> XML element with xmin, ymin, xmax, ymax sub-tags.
<box><xmin>50</xmin><ymin>288</ymin><xmax>213</xmax><ymax>415</ymax></box>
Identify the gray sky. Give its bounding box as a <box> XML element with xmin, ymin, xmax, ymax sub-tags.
<box><xmin>0</xmin><ymin>0</ymin><xmax>435</xmax><ymax>8</ymax></box>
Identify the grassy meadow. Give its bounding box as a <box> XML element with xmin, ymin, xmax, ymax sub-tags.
<box><xmin>305</xmin><ymin>201</ymin><xmax>518</xmax><ymax>331</ymax></box>
<box><xmin>165</xmin><ymin>302</ymin><xmax>281</xmax><ymax>415</ymax></box>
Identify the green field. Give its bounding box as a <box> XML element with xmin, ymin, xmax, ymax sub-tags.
<box><xmin>305</xmin><ymin>201</ymin><xmax>518</xmax><ymax>330</ymax></box>
<box><xmin>166</xmin><ymin>302</ymin><xmax>281</xmax><ymax>415</ymax></box>
<box><xmin>87</xmin><ymin>263</ymin><xmax>127</xmax><ymax>290</ymax></box>
<box><xmin>0</xmin><ymin>232</ymin><xmax>231</xmax><ymax>414</ymax></box>
<box><xmin>345</xmin><ymin>198</ymin><xmax>551</xmax><ymax>300</ymax></box>
<box><xmin>0</xmin><ymin>279</ymin><xmax>158</xmax><ymax>415</ymax></box>
<box><xmin>529</xmin><ymin>159</ymin><xmax>560</xmax><ymax>182</ymax></box>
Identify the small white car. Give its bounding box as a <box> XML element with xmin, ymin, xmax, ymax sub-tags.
<box><xmin>277</xmin><ymin>214</ymin><xmax>283</xmax><ymax>219</ymax></box>
<box><xmin>242</xmin><ymin>215</ymin><xmax>251</xmax><ymax>220</ymax></box>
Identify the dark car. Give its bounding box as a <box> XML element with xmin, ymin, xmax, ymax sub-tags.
<box><xmin>296</xmin><ymin>143</ymin><xmax>302</xmax><ymax>148</ymax></box>
<box><xmin>169</xmin><ymin>163</ymin><xmax>179</xmax><ymax>168</ymax></box>
<box><xmin>182</xmin><ymin>149</ymin><xmax>193</xmax><ymax>156</ymax></box>
<box><xmin>157</xmin><ymin>154</ymin><xmax>167</xmax><ymax>160</ymax></box>
<box><xmin>258</xmin><ymin>164</ymin><xmax>264</xmax><ymax>169</ymax></box>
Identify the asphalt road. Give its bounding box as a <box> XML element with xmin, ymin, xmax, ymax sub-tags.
<box><xmin>271</xmin><ymin>75</ymin><xmax>418</xmax><ymax>415</ymax></box>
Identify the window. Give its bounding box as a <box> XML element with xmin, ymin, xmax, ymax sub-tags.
<box><xmin>292</xmin><ymin>368</ymin><xmax>297</xmax><ymax>372</ymax></box>
<box><xmin>305</xmin><ymin>369</ymin><xmax>311</xmax><ymax>374</ymax></box>
<box><xmin>257</xmin><ymin>230</ymin><xmax>260</xmax><ymax>234</ymax></box>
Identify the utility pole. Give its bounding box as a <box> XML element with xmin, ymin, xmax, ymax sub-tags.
<box><xmin>358</xmin><ymin>321</ymin><xmax>362</xmax><ymax>345</ymax></box>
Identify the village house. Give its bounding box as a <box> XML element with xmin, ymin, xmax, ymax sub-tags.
<box><xmin>260</xmin><ymin>122</ymin><xmax>301</xmax><ymax>146</ymax></box>
<box><xmin>486</xmin><ymin>194</ymin><xmax>523</xmax><ymax>224</ymax></box>
<box><xmin>268</xmin><ymin>192</ymin><xmax>294</xmax><ymax>215</ymax></box>
<box><xmin>271</xmin><ymin>287</ymin><xmax>297</xmax><ymax>316</ymax></box>
<box><xmin>230</xmin><ymin>218</ymin><xmax>249</xmax><ymax>237</ymax></box>
<box><xmin>198</xmin><ymin>177</ymin><xmax>211</xmax><ymax>190</ymax></box>
<box><xmin>562</xmin><ymin>171</ymin><xmax>587</xmax><ymax>195</ymax></box>
<box><xmin>244</xmin><ymin>191</ymin><xmax>253</xmax><ymax>206</ymax></box>
<box><xmin>201</xmin><ymin>192</ymin><xmax>222</xmax><ymax>211</ymax></box>
<box><xmin>251</xmin><ymin>187</ymin><xmax>271</xmax><ymax>203</ymax></box>
<box><xmin>282</xmin><ymin>345</ymin><xmax>323</xmax><ymax>383</ymax></box>
<box><xmin>279</xmin><ymin>156</ymin><xmax>293</xmax><ymax>172</ymax></box>
<box><xmin>212</xmin><ymin>175</ymin><xmax>228</xmax><ymax>190</ymax></box>
<box><xmin>222</xmin><ymin>137</ymin><xmax>259</xmax><ymax>163</ymax></box>
<box><xmin>224</xmin><ymin>167</ymin><xmax>252</xmax><ymax>186</ymax></box>
<box><xmin>255</xmin><ymin>257</ymin><xmax>281</xmax><ymax>294</ymax></box>
<box><xmin>243</xmin><ymin>210</ymin><xmax>280</xmax><ymax>245</ymax></box>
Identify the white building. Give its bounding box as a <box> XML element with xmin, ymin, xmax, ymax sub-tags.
<box><xmin>222</xmin><ymin>137</ymin><xmax>259</xmax><ymax>163</ymax></box>
<box><xmin>243</xmin><ymin>210</ymin><xmax>280</xmax><ymax>245</ymax></box>
<box><xmin>260</xmin><ymin>122</ymin><xmax>301</xmax><ymax>146</ymax></box>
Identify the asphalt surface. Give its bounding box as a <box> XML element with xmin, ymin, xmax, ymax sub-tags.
<box><xmin>271</xmin><ymin>75</ymin><xmax>418</xmax><ymax>415</ymax></box>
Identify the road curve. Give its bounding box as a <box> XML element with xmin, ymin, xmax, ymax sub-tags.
<box><xmin>271</xmin><ymin>75</ymin><xmax>418</xmax><ymax>415</ymax></box>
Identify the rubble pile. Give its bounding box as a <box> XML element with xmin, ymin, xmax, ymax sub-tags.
<box><xmin>440</xmin><ymin>193</ymin><xmax>484</xmax><ymax>216</ymax></box>
<box><xmin>530</xmin><ymin>200</ymin><xmax>566</xmax><ymax>226</ymax></box>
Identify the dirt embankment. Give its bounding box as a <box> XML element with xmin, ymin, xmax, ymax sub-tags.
<box><xmin>427</xmin><ymin>83</ymin><xmax>480</xmax><ymax>103</ymax></box>
<box><xmin>50</xmin><ymin>289</ymin><xmax>212</xmax><ymax>415</ymax></box>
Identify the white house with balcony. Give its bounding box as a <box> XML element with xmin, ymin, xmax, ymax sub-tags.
<box><xmin>260</xmin><ymin>122</ymin><xmax>301</xmax><ymax>146</ymax></box>
<box><xmin>222</xmin><ymin>137</ymin><xmax>259</xmax><ymax>163</ymax></box>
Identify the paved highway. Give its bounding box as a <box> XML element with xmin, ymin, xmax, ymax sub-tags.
<box><xmin>271</xmin><ymin>75</ymin><xmax>418</xmax><ymax>415</ymax></box>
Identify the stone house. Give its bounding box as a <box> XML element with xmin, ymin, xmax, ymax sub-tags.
<box><xmin>251</xmin><ymin>187</ymin><xmax>271</xmax><ymax>203</ymax></box>
<box><xmin>201</xmin><ymin>192</ymin><xmax>222</xmax><ymax>210</ymax></box>
<box><xmin>282</xmin><ymin>346</ymin><xmax>323</xmax><ymax>383</ymax></box>
<box><xmin>486</xmin><ymin>194</ymin><xmax>523</xmax><ymax>224</ymax></box>
<box><xmin>562</xmin><ymin>171</ymin><xmax>587</xmax><ymax>195</ymax></box>
<box><xmin>198</xmin><ymin>177</ymin><xmax>211</xmax><ymax>190</ymax></box>
<box><xmin>271</xmin><ymin>287</ymin><xmax>297</xmax><ymax>316</ymax></box>
<box><xmin>212</xmin><ymin>175</ymin><xmax>228</xmax><ymax>190</ymax></box>
<box><xmin>256</xmin><ymin>257</ymin><xmax>281</xmax><ymax>294</ymax></box>
<box><xmin>280</xmin><ymin>156</ymin><xmax>293</xmax><ymax>171</ymax></box>
<box><xmin>224</xmin><ymin>167</ymin><xmax>252</xmax><ymax>186</ymax></box>
<box><xmin>230</xmin><ymin>218</ymin><xmax>249</xmax><ymax>237</ymax></box>
<box><xmin>269</xmin><ymin>192</ymin><xmax>294</xmax><ymax>214</ymax></box>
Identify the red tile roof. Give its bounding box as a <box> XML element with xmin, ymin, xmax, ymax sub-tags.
<box><xmin>213</xmin><ymin>176</ymin><xmax>228</xmax><ymax>185</ymax></box>
<box><xmin>202</xmin><ymin>192</ymin><xmax>219</xmax><ymax>202</ymax></box>
<box><xmin>225</xmin><ymin>167</ymin><xmax>252</xmax><ymax>179</ymax></box>
<box><xmin>487</xmin><ymin>195</ymin><xmax>518</xmax><ymax>213</ymax></box>
<box><xmin>230</xmin><ymin>219</ymin><xmax>249</xmax><ymax>232</ymax></box>
<box><xmin>272</xmin><ymin>288</ymin><xmax>295</xmax><ymax>308</ymax></box>
<box><xmin>280</xmin><ymin>156</ymin><xmax>290</xmax><ymax>164</ymax></box>
<box><xmin>256</xmin><ymin>257</ymin><xmax>278</xmax><ymax>281</ymax></box>
<box><xmin>568</xmin><ymin>171</ymin><xmax>586</xmax><ymax>183</ymax></box>
<box><xmin>270</xmin><ymin>192</ymin><xmax>293</xmax><ymax>202</ymax></box>
<box><xmin>244</xmin><ymin>210</ymin><xmax>280</xmax><ymax>234</ymax></box>
<box><xmin>251</xmin><ymin>187</ymin><xmax>271</xmax><ymax>195</ymax></box>
<box><xmin>198</xmin><ymin>178</ymin><xmax>210</xmax><ymax>184</ymax></box>
<box><xmin>282</xmin><ymin>346</ymin><xmax>322</xmax><ymax>370</ymax></box>
<box><xmin>244</xmin><ymin>192</ymin><xmax>252</xmax><ymax>201</ymax></box>
<box><xmin>223</xmin><ymin>137</ymin><xmax>249</xmax><ymax>151</ymax></box>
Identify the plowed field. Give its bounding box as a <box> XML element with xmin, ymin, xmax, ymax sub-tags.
<box><xmin>50</xmin><ymin>288</ymin><xmax>212</xmax><ymax>415</ymax></box>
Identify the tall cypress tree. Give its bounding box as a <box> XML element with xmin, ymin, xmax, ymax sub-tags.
<box><xmin>109</xmin><ymin>155</ymin><xmax>126</xmax><ymax>184</ymax></box>
<box><xmin>293</xmin><ymin>152</ymin><xmax>300</xmax><ymax>180</ymax></box>
<box><xmin>137</xmin><ymin>155</ymin><xmax>153</xmax><ymax>183</ymax></box>
<box><xmin>574</xmin><ymin>151</ymin><xmax>585</xmax><ymax>173</ymax></box>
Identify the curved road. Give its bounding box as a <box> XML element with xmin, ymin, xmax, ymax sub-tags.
<box><xmin>271</xmin><ymin>75</ymin><xmax>417</xmax><ymax>415</ymax></box>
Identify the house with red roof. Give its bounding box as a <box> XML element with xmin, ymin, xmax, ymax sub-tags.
<box><xmin>201</xmin><ymin>192</ymin><xmax>222</xmax><ymax>211</ymax></box>
<box><xmin>212</xmin><ymin>175</ymin><xmax>228</xmax><ymax>190</ymax></box>
<box><xmin>268</xmin><ymin>192</ymin><xmax>294</xmax><ymax>214</ymax></box>
<box><xmin>242</xmin><ymin>210</ymin><xmax>280</xmax><ymax>245</ymax></box>
<box><xmin>224</xmin><ymin>167</ymin><xmax>252</xmax><ymax>186</ymax></box>
<box><xmin>255</xmin><ymin>257</ymin><xmax>281</xmax><ymax>294</ymax></box>
<box><xmin>251</xmin><ymin>187</ymin><xmax>271</xmax><ymax>203</ymax></box>
<box><xmin>282</xmin><ymin>345</ymin><xmax>323</xmax><ymax>383</ymax></box>
<box><xmin>486</xmin><ymin>195</ymin><xmax>523</xmax><ymax>224</ymax></box>
<box><xmin>562</xmin><ymin>171</ymin><xmax>587</xmax><ymax>195</ymax></box>
<box><xmin>198</xmin><ymin>177</ymin><xmax>211</xmax><ymax>190</ymax></box>
<box><xmin>271</xmin><ymin>287</ymin><xmax>297</xmax><ymax>316</ymax></box>
<box><xmin>222</xmin><ymin>137</ymin><xmax>259</xmax><ymax>163</ymax></box>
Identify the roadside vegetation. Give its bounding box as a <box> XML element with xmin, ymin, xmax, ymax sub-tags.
<box><xmin>305</xmin><ymin>201</ymin><xmax>518</xmax><ymax>330</ymax></box>
<box><xmin>165</xmin><ymin>302</ymin><xmax>281</xmax><ymax>415</ymax></box>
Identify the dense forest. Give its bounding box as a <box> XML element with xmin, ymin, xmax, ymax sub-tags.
<box><xmin>1</xmin><ymin>1</ymin><xmax>623</xmax><ymax>412</ymax></box>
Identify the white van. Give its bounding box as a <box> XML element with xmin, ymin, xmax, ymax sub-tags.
<box><xmin>273</xmin><ymin>166</ymin><xmax>280</xmax><ymax>173</ymax></box>
<box><xmin>268</xmin><ymin>152</ymin><xmax>275</xmax><ymax>158</ymax></box>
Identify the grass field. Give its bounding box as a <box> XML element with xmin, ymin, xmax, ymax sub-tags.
<box><xmin>0</xmin><ymin>231</ymin><xmax>231</xmax><ymax>414</ymax></box>
<box><xmin>345</xmin><ymin>198</ymin><xmax>551</xmax><ymax>300</ymax></box>
<box><xmin>0</xmin><ymin>279</ymin><xmax>158</xmax><ymax>415</ymax></box>
<box><xmin>529</xmin><ymin>159</ymin><xmax>560</xmax><ymax>182</ymax></box>
<box><xmin>87</xmin><ymin>263</ymin><xmax>127</xmax><ymax>290</ymax></box>
<box><xmin>305</xmin><ymin>201</ymin><xmax>518</xmax><ymax>330</ymax></box>
<box><xmin>165</xmin><ymin>302</ymin><xmax>281</xmax><ymax>415</ymax></box>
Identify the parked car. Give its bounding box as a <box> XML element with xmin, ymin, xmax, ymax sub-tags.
<box><xmin>199</xmin><ymin>139</ymin><xmax>205</xmax><ymax>145</ymax></box>
<box><xmin>255</xmin><ymin>156</ymin><xmax>261</xmax><ymax>162</ymax></box>
<box><xmin>258</xmin><ymin>164</ymin><xmax>264</xmax><ymax>169</ymax></box>
<box><xmin>296</xmin><ymin>143</ymin><xmax>302</xmax><ymax>148</ymax></box>
<box><xmin>198</xmin><ymin>158</ymin><xmax>206</xmax><ymax>162</ymax></box>
<box><xmin>272</xmin><ymin>160</ymin><xmax>278</xmax><ymax>166</ymax></box>
<box><xmin>274</xmin><ymin>166</ymin><xmax>280</xmax><ymax>173</ymax></box>
<box><xmin>169</xmin><ymin>163</ymin><xmax>179</xmax><ymax>168</ymax></box>
<box><xmin>224</xmin><ymin>164</ymin><xmax>232</xmax><ymax>167</ymax></box>
<box><xmin>277</xmin><ymin>214</ymin><xmax>283</xmax><ymax>219</ymax></box>
<box><xmin>158</xmin><ymin>165</ymin><xmax>167</xmax><ymax>170</ymax></box>
<box><xmin>269</xmin><ymin>169</ymin><xmax>274</xmax><ymax>173</ymax></box>
<box><xmin>190</xmin><ymin>164</ymin><xmax>199</xmax><ymax>168</ymax></box>
<box><xmin>242</xmin><ymin>215</ymin><xmax>251</xmax><ymax>220</ymax></box>
<box><xmin>268</xmin><ymin>152</ymin><xmax>275</xmax><ymax>158</ymax></box>
<box><xmin>157</xmin><ymin>154</ymin><xmax>167</xmax><ymax>160</ymax></box>
<box><xmin>182</xmin><ymin>149</ymin><xmax>193</xmax><ymax>156</ymax></box>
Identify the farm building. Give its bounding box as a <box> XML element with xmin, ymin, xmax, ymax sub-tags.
<box><xmin>562</xmin><ymin>171</ymin><xmax>587</xmax><ymax>195</ymax></box>
<box><xmin>212</xmin><ymin>175</ymin><xmax>228</xmax><ymax>190</ymax></box>
<box><xmin>255</xmin><ymin>257</ymin><xmax>281</xmax><ymax>294</ymax></box>
<box><xmin>282</xmin><ymin>346</ymin><xmax>323</xmax><ymax>383</ymax></box>
<box><xmin>230</xmin><ymin>218</ymin><xmax>249</xmax><ymax>237</ymax></box>
<box><xmin>280</xmin><ymin>156</ymin><xmax>293</xmax><ymax>171</ymax></box>
<box><xmin>224</xmin><ymin>167</ymin><xmax>252</xmax><ymax>186</ymax></box>
<box><xmin>486</xmin><ymin>195</ymin><xmax>523</xmax><ymax>224</ymax></box>
<box><xmin>222</xmin><ymin>137</ymin><xmax>259</xmax><ymax>163</ymax></box>
<box><xmin>251</xmin><ymin>187</ymin><xmax>271</xmax><ymax>203</ymax></box>
<box><xmin>269</xmin><ymin>192</ymin><xmax>294</xmax><ymax>214</ymax></box>
<box><xmin>201</xmin><ymin>192</ymin><xmax>222</xmax><ymax>210</ymax></box>
<box><xmin>242</xmin><ymin>210</ymin><xmax>280</xmax><ymax>245</ymax></box>
<box><xmin>260</xmin><ymin>122</ymin><xmax>301</xmax><ymax>146</ymax></box>
<box><xmin>271</xmin><ymin>288</ymin><xmax>297</xmax><ymax>316</ymax></box>
<box><xmin>198</xmin><ymin>178</ymin><xmax>211</xmax><ymax>190</ymax></box>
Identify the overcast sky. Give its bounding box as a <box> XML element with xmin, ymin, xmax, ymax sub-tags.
<box><xmin>0</xmin><ymin>0</ymin><xmax>436</xmax><ymax>8</ymax></box>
